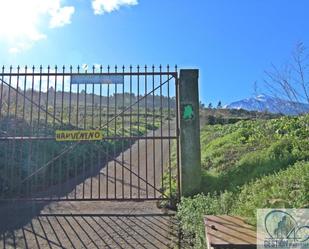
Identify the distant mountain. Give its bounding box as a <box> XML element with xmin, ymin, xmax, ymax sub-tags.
<box><xmin>225</xmin><ymin>94</ymin><xmax>309</xmax><ymax>115</ymax></box>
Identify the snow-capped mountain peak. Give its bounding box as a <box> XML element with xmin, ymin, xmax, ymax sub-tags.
<box><xmin>226</xmin><ymin>95</ymin><xmax>309</xmax><ymax>115</ymax></box>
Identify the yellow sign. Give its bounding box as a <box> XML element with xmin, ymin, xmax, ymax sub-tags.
<box><xmin>55</xmin><ymin>130</ymin><xmax>103</xmax><ymax>141</ymax></box>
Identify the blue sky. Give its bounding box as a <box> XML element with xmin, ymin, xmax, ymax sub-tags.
<box><xmin>0</xmin><ymin>0</ymin><xmax>308</xmax><ymax>105</ymax></box>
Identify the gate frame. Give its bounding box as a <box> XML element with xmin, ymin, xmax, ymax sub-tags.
<box><xmin>0</xmin><ymin>65</ymin><xmax>181</xmax><ymax>203</ymax></box>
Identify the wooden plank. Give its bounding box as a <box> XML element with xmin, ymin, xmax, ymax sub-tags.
<box><xmin>204</xmin><ymin>215</ymin><xmax>257</xmax><ymax>249</ymax></box>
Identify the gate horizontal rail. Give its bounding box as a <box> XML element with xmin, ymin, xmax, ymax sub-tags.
<box><xmin>0</xmin><ymin>72</ymin><xmax>177</xmax><ymax>77</ymax></box>
<box><xmin>0</xmin><ymin>136</ymin><xmax>177</xmax><ymax>141</ymax></box>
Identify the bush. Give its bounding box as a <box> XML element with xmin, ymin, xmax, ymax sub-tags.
<box><xmin>177</xmin><ymin>192</ymin><xmax>235</xmax><ymax>248</ymax></box>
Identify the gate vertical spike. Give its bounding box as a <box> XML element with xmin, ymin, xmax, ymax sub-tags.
<box><xmin>159</xmin><ymin>64</ymin><xmax>162</xmax><ymax>71</ymax></box>
<box><xmin>40</xmin><ymin>65</ymin><xmax>43</xmax><ymax>71</ymax></box>
<box><xmin>167</xmin><ymin>64</ymin><xmax>170</xmax><ymax>71</ymax></box>
<box><xmin>63</xmin><ymin>65</ymin><xmax>65</xmax><ymax>72</ymax></box>
<box><xmin>122</xmin><ymin>65</ymin><xmax>125</xmax><ymax>72</ymax></box>
<box><xmin>77</xmin><ymin>65</ymin><xmax>80</xmax><ymax>73</ymax></box>
<box><xmin>55</xmin><ymin>65</ymin><xmax>58</xmax><ymax>71</ymax></box>
<box><xmin>152</xmin><ymin>65</ymin><xmax>155</xmax><ymax>71</ymax></box>
<box><xmin>175</xmin><ymin>65</ymin><xmax>178</xmax><ymax>72</ymax></box>
<box><xmin>70</xmin><ymin>65</ymin><xmax>72</xmax><ymax>72</ymax></box>
<box><xmin>47</xmin><ymin>65</ymin><xmax>50</xmax><ymax>71</ymax></box>
<box><xmin>17</xmin><ymin>65</ymin><xmax>20</xmax><ymax>70</ymax></box>
<box><xmin>144</xmin><ymin>65</ymin><xmax>147</xmax><ymax>72</ymax></box>
<box><xmin>115</xmin><ymin>65</ymin><xmax>117</xmax><ymax>73</ymax></box>
<box><xmin>92</xmin><ymin>65</ymin><xmax>95</xmax><ymax>73</ymax></box>
<box><xmin>100</xmin><ymin>65</ymin><xmax>102</xmax><ymax>73</ymax></box>
<box><xmin>107</xmin><ymin>65</ymin><xmax>110</xmax><ymax>73</ymax></box>
<box><xmin>0</xmin><ymin>66</ymin><xmax>4</xmax><ymax>117</ymax></box>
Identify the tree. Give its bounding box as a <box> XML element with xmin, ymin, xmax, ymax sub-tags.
<box><xmin>208</xmin><ymin>102</ymin><xmax>213</xmax><ymax>109</ymax></box>
<box><xmin>263</xmin><ymin>42</ymin><xmax>309</xmax><ymax>114</ymax></box>
<box><xmin>207</xmin><ymin>115</ymin><xmax>216</xmax><ymax>125</ymax></box>
<box><xmin>217</xmin><ymin>101</ymin><xmax>222</xmax><ymax>109</ymax></box>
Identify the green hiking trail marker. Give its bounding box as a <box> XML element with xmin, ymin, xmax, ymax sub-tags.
<box><xmin>183</xmin><ymin>104</ymin><xmax>194</xmax><ymax>120</ymax></box>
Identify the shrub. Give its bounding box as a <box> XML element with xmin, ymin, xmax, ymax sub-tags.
<box><xmin>177</xmin><ymin>191</ymin><xmax>235</xmax><ymax>248</ymax></box>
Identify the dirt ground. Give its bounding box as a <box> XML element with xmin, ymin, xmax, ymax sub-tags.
<box><xmin>0</xmin><ymin>122</ymin><xmax>179</xmax><ymax>249</ymax></box>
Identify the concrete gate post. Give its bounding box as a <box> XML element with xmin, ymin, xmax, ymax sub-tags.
<box><xmin>179</xmin><ymin>69</ymin><xmax>201</xmax><ymax>197</ymax></box>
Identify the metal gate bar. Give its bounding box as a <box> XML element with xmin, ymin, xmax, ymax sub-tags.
<box><xmin>0</xmin><ymin>65</ymin><xmax>179</xmax><ymax>202</ymax></box>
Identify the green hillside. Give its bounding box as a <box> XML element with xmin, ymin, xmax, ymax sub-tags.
<box><xmin>177</xmin><ymin>113</ymin><xmax>309</xmax><ymax>248</ymax></box>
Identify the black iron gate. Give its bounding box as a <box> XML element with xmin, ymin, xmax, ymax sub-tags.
<box><xmin>0</xmin><ymin>65</ymin><xmax>180</xmax><ymax>202</ymax></box>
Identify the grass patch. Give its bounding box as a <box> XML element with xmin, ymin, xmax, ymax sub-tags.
<box><xmin>176</xmin><ymin>113</ymin><xmax>309</xmax><ymax>248</ymax></box>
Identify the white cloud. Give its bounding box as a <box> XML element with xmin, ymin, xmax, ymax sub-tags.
<box><xmin>49</xmin><ymin>6</ymin><xmax>75</xmax><ymax>28</ymax></box>
<box><xmin>8</xmin><ymin>42</ymin><xmax>33</xmax><ymax>54</ymax></box>
<box><xmin>92</xmin><ymin>0</ymin><xmax>138</xmax><ymax>15</ymax></box>
<box><xmin>8</xmin><ymin>48</ymin><xmax>19</xmax><ymax>54</ymax></box>
<box><xmin>0</xmin><ymin>0</ymin><xmax>75</xmax><ymax>53</ymax></box>
<box><xmin>94</xmin><ymin>64</ymin><xmax>102</xmax><ymax>69</ymax></box>
<box><xmin>82</xmin><ymin>64</ymin><xmax>89</xmax><ymax>71</ymax></box>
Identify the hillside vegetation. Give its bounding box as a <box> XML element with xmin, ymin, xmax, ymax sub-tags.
<box><xmin>177</xmin><ymin>113</ymin><xmax>309</xmax><ymax>248</ymax></box>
